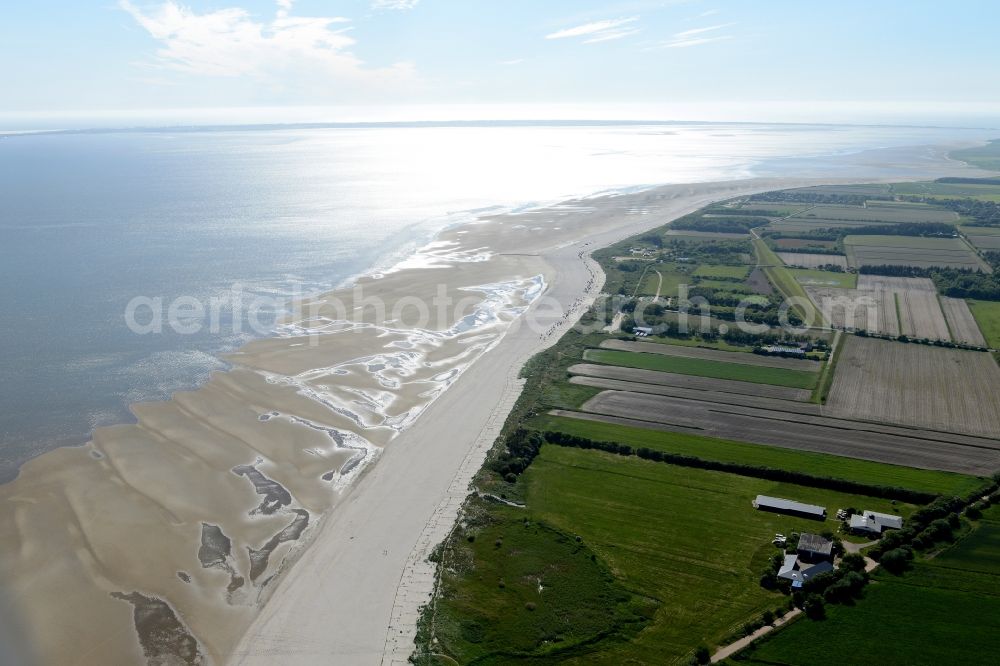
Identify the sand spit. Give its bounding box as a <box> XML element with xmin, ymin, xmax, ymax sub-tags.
<box><xmin>0</xmin><ymin>157</ymin><xmax>981</xmax><ymax>665</ymax></box>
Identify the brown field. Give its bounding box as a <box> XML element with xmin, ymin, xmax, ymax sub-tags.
<box><xmin>825</xmin><ymin>336</ymin><xmax>1000</xmax><ymax>438</ymax></box>
<box><xmin>566</xmin><ymin>363</ymin><xmax>811</xmax><ymax>401</ymax></box>
<box><xmin>806</xmin><ymin>277</ymin><xmax>954</xmax><ymax>341</ymax></box>
<box><xmin>791</xmin><ymin>204</ymin><xmax>958</xmax><ymax>224</ymax></box>
<box><xmin>776</xmin><ymin>252</ymin><xmax>848</xmax><ymax>269</ymax></box>
<box><xmin>554</xmin><ymin>388</ymin><xmax>1000</xmax><ymax>475</ymax></box>
<box><xmin>959</xmin><ymin>226</ymin><xmax>1000</xmax><ymax>251</ymax></box>
<box><xmin>805</xmin><ymin>287</ymin><xmax>899</xmax><ymax>336</ymax></box>
<box><xmin>844</xmin><ymin>236</ymin><xmax>989</xmax><ymax>272</ymax></box>
<box><xmin>896</xmin><ymin>290</ymin><xmax>951</xmax><ymax>340</ymax></box>
<box><xmin>856</xmin><ymin>275</ymin><xmax>935</xmax><ymax>292</ymax></box>
<box><xmin>598</xmin><ymin>339</ymin><xmax>821</xmax><ymax>372</ymax></box>
<box><xmin>774</xmin><ymin>238</ymin><xmax>837</xmax><ymax>250</ymax></box>
<box><xmin>940</xmin><ymin>297</ymin><xmax>988</xmax><ymax>347</ymax></box>
<box><xmin>567</xmin><ymin>375</ymin><xmax>825</xmax><ymax>414</ymax></box>
<box><xmin>665</xmin><ymin>230</ymin><xmax>749</xmax><ymax>240</ymax></box>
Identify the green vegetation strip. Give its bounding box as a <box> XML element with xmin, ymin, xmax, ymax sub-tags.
<box><xmin>583</xmin><ymin>348</ymin><xmax>818</xmax><ymax>389</ymax></box>
<box><xmin>529</xmin><ymin>414</ymin><xmax>980</xmax><ymax>497</ymax></box>
<box><xmin>752</xmin><ymin>236</ymin><xmax>824</xmax><ymax>327</ymax></box>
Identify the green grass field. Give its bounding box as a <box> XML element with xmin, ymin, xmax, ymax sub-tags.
<box><xmin>529</xmin><ymin>414</ymin><xmax>981</xmax><ymax>497</ymax></box>
<box><xmin>742</xmin><ymin>516</ymin><xmax>1000</xmax><ymax>666</ymax></box>
<box><xmin>693</xmin><ymin>264</ymin><xmax>751</xmax><ymax>280</ymax></box>
<box><xmin>518</xmin><ymin>447</ymin><xmax>916</xmax><ymax>664</ymax></box>
<box><xmin>787</xmin><ymin>268</ymin><xmax>857</xmax><ymax>289</ymax></box>
<box><xmin>636</xmin><ymin>263</ymin><xmax>691</xmax><ymax>297</ymax></box>
<box><xmin>968</xmin><ymin>300</ymin><xmax>1000</xmax><ymax>348</ymax></box>
<box><xmin>583</xmin><ymin>348</ymin><xmax>818</xmax><ymax>389</ymax></box>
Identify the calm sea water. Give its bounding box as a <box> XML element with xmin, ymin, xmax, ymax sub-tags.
<box><xmin>0</xmin><ymin>122</ymin><xmax>992</xmax><ymax>481</ymax></box>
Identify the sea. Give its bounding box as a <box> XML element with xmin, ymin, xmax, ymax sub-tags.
<box><xmin>0</xmin><ymin>121</ymin><xmax>994</xmax><ymax>481</ymax></box>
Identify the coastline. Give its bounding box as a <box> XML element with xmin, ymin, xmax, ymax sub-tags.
<box><xmin>0</xmin><ymin>143</ymin><xmax>990</xmax><ymax>666</ymax></box>
<box><xmin>230</xmin><ymin>163</ymin><xmax>979</xmax><ymax>664</ymax></box>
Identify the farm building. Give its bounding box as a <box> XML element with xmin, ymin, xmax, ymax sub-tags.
<box><xmin>849</xmin><ymin>510</ymin><xmax>904</xmax><ymax>536</ymax></box>
<box><xmin>761</xmin><ymin>345</ymin><xmax>806</xmax><ymax>356</ymax></box>
<box><xmin>796</xmin><ymin>533</ymin><xmax>834</xmax><ymax>562</ymax></box>
<box><xmin>752</xmin><ymin>495</ymin><xmax>827</xmax><ymax>520</ymax></box>
<box><xmin>634</xmin><ymin>326</ymin><xmax>653</xmax><ymax>337</ymax></box>
<box><xmin>777</xmin><ymin>553</ymin><xmax>834</xmax><ymax>589</ymax></box>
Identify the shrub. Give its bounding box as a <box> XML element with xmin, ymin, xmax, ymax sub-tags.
<box><xmin>880</xmin><ymin>547</ymin><xmax>913</xmax><ymax>575</ymax></box>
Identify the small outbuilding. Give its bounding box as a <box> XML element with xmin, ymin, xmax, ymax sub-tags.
<box><xmin>752</xmin><ymin>495</ymin><xmax>827</xmax><ymax>520</ymax></box>
<box><xmin>849</xmin><ymin>510</ymin><xmax>904</xmax><ymax>536</ymax></box>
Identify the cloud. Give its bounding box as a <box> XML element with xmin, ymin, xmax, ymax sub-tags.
<box><xmin>584</xmin><ymin>27</ymin><xmax>641</xmax><ymax>43</ymax></box>
<box><xmin>500</xmin><ymin>58</ymin><xmax>525</xmax><ymax>66</ymax></box>
<box><xmin>672</xmin><ymin>23</ymin><xmax>733</xmax><ymax>39</ymax></box>
<box><xmin>372</xmin><ymin>0</ymin><xmax>419</xmax><ymax>8</ymax></box>
<box><xmin>545</xmin><ymin>16</ymin><xmax>639</xmax><ymax>42</ymax></box>
<box><xmin>661</xmin><ymin>35</ymin><xmax>732</xmax><ymax>48</ymax></box>
<box><xmin>648</xmin><ymin>22</ymin><xmax>734</xmax><ymax>49</ymax></box>
<box><xmin>119</xmin><ymin>1</ymin><xmax>416</xmax><ymax>92</ymax></box>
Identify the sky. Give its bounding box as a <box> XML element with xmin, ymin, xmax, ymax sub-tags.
<box><xmin>2</xmin><ymin>0</ymin><xmax>1000</xmax><ymax>127</ymax></box>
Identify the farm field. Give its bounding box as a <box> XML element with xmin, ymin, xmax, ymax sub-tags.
<box><xmin>562</xmin><ymin>386</ymin><xmax>1000</xmax><ymax>475</ymax></box>
<box><xmin>529</xmin><ymin>414</ymin><xmax>981</xmax><ymax>497</ymax></box>
<box><xmin>776</xmin><ymin>252</ymin><xmax>848</xmax><ymax>270</ymax></box>
<box><xmin>940</xmin><ymin>297</ymin><xmax>988</xmax><ymax>346</ymax></box>
<box><xmin>804</xmin><ymin>286</ymin><xmax>899</xmax><ymax>336</ymax></box>
<box><xmin>857</xmin><ymin>275</ymin><xmax>937</xmax><ymax>292</ymax></box>
<box><xmin>891</xmin><ymin>179</ymin><xmax>1000</xmax><ymax>202</ymax></box>
<box><xmin>664</xmin><ymin>230</ymin><xmax>749</xmax><ymax>240</ymax></box>
<box><xmin>692</xmin><ymin>263</ymin><xmax>751</xmax><ymax>279</ymax></box>
<box><xmin>742</xmin><ymin>516</ymin><xmax>1000</xmax><ymax>666</ymax></box>
<box><xmin>896</xmin><ymin>289</ymin><xmax>951</xmax><ymax>340</ymax></box>
<box><xmin>520</xmin><ymin>446</ymin><xmax>911</xmax><ymax>664</ymax></box>
<box><xmin>968</xmin><ymin>299</ymin><xmax>1000</xmax><ymax>348</ymax></box>
<box><xmin>790</xmin><ymin>203</ymin><xmax>958</xmax><ymax>223</ymax></box>
<box><xmin>582</xmin><ymin>348</ymin><xmax>818</xmax><ymax>389</ymax></box>
<box><xmin>598</xmin><ymin>339</ymin><xmax>821</xmax><ymax>371</ymax></box>
<box><xmin>568</xmin><ymin>363</ymin><xmax>812</xmax><ymax>401</ymax></box>
<box><xmin>773</xmin><ymin>237</ymin><xmax>838</xmax><ymax>250</ymax></box>
<box><xmin>787</xmin><ymin>267</ymin><xmax>856</xmax><ymax>288</ymax></box>
<box><xmin>844</xmin><ymin>235</ymin><xmax>988</xmax><ymax>271</ymax></box>
<box><xmin>825</xmin><ymin>335</ymin><xmax>1000</xmax><ymax>438</ymax></box>
<box><xmin>961</xmin><ymin>226</ymin><xmax>1000</xmax><ymax>250</ymax></box>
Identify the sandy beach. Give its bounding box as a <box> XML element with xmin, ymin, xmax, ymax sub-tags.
<box><xmin>0</xmin><ymin>144</ymin><xmax>988</xmax><ymax>666</ymax></box>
